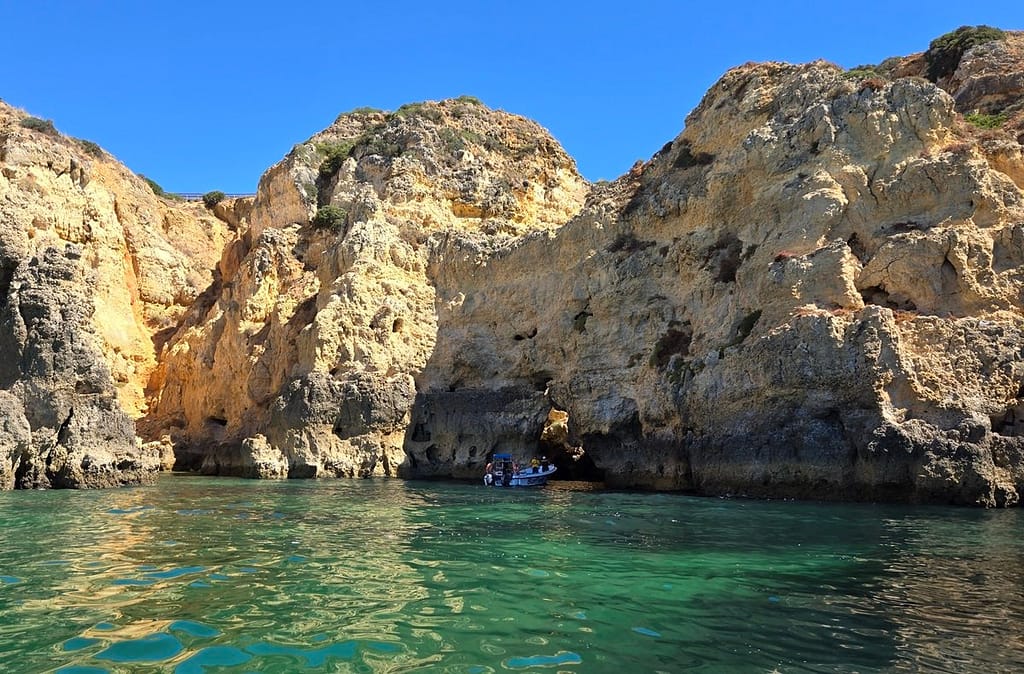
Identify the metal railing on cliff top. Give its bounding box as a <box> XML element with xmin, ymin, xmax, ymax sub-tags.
<box><xmin>173</xmin><ymin>193</ymin><xmax>257</xmax><ymax>201</ymax></box>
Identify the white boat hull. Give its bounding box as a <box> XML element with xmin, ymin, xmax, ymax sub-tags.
<box><xmin>484</xmin><ymin>465</ymin><xmax>556</xmax><ymax>487</ymax></box>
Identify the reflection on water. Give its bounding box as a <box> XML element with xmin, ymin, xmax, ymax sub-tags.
<box><xmin>0</xmin><ymin>475</ymin><xmax>1021</xmax><ymax>672</ymax></box>
<box><xmin>872</xmin><ymin>511</ymin><xmax>1024</xmax><ymax>672</ymax></box>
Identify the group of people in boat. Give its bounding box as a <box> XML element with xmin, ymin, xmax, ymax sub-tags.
<box><xmin>483</xmin><ymin>455</ymin><xmax>550</xmax><ymax>475</ymax></box>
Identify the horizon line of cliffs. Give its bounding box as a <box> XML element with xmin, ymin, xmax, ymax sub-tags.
<box><xmin>2</xmin><ymin>27</ymin><xmax>1024</xmax><ymax>505</ymax></box>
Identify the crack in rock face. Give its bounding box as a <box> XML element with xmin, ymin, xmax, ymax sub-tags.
<box><xmin>4</xmin><ymin>30</ymin><xmax>1024</xmax><ymax>504</ymax></box>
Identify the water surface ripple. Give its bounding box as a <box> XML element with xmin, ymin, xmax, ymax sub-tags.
<box><xmin>0</xmin><ymin>475</ymin><xmax>1022</xmax><ymax>672</ymax></box>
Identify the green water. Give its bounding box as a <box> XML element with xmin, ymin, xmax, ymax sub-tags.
<box><xmin>0</xmin><ymin>476</ymin><xmax>1022</xmax><ymax>673</ymax></box>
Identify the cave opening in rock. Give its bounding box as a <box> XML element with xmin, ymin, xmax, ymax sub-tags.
<box><xmin>538</xmin><ymin>407</ymin><xmax>604</xmax><ymax>482</ymax></box>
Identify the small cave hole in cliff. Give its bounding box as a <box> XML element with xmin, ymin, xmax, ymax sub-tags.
<box><xmin>0</xmin><ymin>260</ymin><xmax>16</xmax><ymax>300</ymax></box>
<box><xmin>539</xmin><ymin>408</ymin><xmax>603</xmax><ymax>482</ymax></box>
<box><xmin>703</xmin><ymin>234</ymin><xmax>743</xmax><ymax>284</ymax></box>
<box><xmin>411</xmin><ymin>422</ymin><xmax>431</xmax><ymax>442</ymax></box>
<box><xmin>531</xmin><ymin>371</ymin><xmax>553</xmax><ymax>392</ymax></box>
<box><xmin>425</xmin><ymin>445</ymin><xmax>442</xmax><ymax>464</ymax></box>
<box><xmin>859</xmin><ymin>286</ymin><xmax>917</xmax><ymax>311</ymax></box>
<box><xmin>651</xmin><ymin>323</ymin><xmax>693</xmax><ymax>368</ymax></box>
<box><xmin>846</xmin><ymin>233</ymin><xmax>867</xmax><ymax>263</ymax></box>
<box><xmin>991</xmin><ymin>404</ymin><xmax>1024</xmax><ymax>437</ymax></box>
<box><xmin>204</xmin><ymin>415</ymin><xmax>228</xmax><ymax>442</ymax></box>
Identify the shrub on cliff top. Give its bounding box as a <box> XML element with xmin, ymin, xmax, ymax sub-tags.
<box><xmin>843</xmin><ymin>65</ymin><xmax>884</xmax><ymax>81</ymax></box>
<box><xmin>311</xmin><ymin>205</ymin><xmax>347</xmax><ymax>231</ymax></box>
<box><xmin>74</xmin><ymin>138</ymin><xmax>104</xmax><ymax>158</ymax></box>
<box><xmin>965</xmin><ymin>112</ymin><xmax>1009</xmax><ymax>129</ymax></box>
<box><xmin>19</xmin><ymin>116</ymin><xmax>57</xmax><ymax>135</ymax></box>
<box><xmin>140</xmin><ymin>174</ymin><xmax>166</xmax><ymax>197</ymax></box>
<box><xmin>202</xmin><ymin>190</ymin><xmax>226</xmax><ymax>209</ymax></box>
<box><xmin>332</xmin><ymin>107</ymin><xmax>384</xmax><ymax>125</ymax></box>
<box><xmin>316</xmin><ymin>140</ymin><xmax>357</xmax><ymax>182</ymax></box>
<box><xmin>395</xmin><ymin>102</ymin><xmax>443</xmax><ymax>122</ymax></box>
<box><xmin>925</xmin><ymin>25</ymin><xmax>1006</xmax><ymax>82</ymax></box>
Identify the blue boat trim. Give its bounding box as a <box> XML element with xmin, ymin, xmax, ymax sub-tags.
<box><xmin>483</xmin><ymin>455</ymin><xmax>556</xmax><ymax>488</ymax></box>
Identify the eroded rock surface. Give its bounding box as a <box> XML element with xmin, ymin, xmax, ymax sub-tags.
<box><xmin>144</xmin><ymin>99</ymin><xmax>588</xmax><ymax>478</ymax></box>
<box><xmin>7</xmin><ymin>30</ymin><xmax>1024</xmax><ymax>504</ymax></box>
<box><xmin>143</xmin><ymin>38</ymin><xmax>1024</xmax><ymax>505</ymax></box>
<box><xmin>0</xmin><ymin>102</ymin><xmax>235</xmax><ymax>487</ymax></box>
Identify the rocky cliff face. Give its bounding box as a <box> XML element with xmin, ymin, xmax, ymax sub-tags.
<box><xmin>145</xmin><ymin>32</ymin><xmax>1024</xmax><ymax>506</ymax></box>
<box><xmin>420</xmin><ymin>55</ymin><xmax>1024</xmax><ymax>506</ymax></box>
<box><xmin>143</xmin><ymin>98</ymin><xmax>589</xmax><ymax>478</ymax></box>
<box><xmin>0</xmin><ymin>102</ymin><xmax>235</xmax><ymax>487</ymax></box>
<box><xmin>6</xmin><ymin>29</ymin><xmax>1024</xmax><ymax>504</ymax></box>
<box><xmin>439</xmin><ymin>43</ymin><xmax>1024</xmax><ymax>506</ymax></box>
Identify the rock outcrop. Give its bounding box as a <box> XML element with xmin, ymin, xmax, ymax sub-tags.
<box><xmin>0</xmin><ymin>102</ymin><xmax>235</xmax><ymax>487</ymax></box>
<box><xmin>144</xmin><ymin>98</ymin><xmax>589</xmax><ymax>478</ymax></box>
<box><xmin>417</xmin><ymin>57</ymin><xmax>1024</xmax><ymax>506</ymax></box>
<box><xmin>6</xmin><ymin>29</ymin><xmax>1024</xmax><ymax>505</ymax></box>
<box><xmin>145</xmin><ymin>33</ymin><xmax>1024</xmax><ymax>506</ymax></box>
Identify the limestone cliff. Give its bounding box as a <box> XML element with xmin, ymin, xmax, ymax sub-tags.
<box><xmin>7</xmin><ymin>27</ymin><xmax>1024</xmax><ymax>505</ymax></box>
<box><xmin>144</xmin><ymin>98</ymin><xmax>588</xmax><ymax>477</ymax></box>
<box><xmin>0</xmin><ymin>102</ymin><xmax>234</xmax><ymax>487</ymax></box>
<box><xmin>145</xmin><ymin>30</ymin><xmax>1024</xmax><ymax>506</ymax></box>
<box><xmin>418</xmin><ymin>45</ymin><xmax>1024</xmax><ymax>506</ymax></box>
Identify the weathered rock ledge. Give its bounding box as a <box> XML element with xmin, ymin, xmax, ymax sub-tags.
<box><xmin>4</xmin><ymin>29</ymin><xmax>1024</xmax><ymax>505</ymax></box>
<box><xmin>0</xmin><ymin>101</ymin><xmax>234</xmax><ymax>488</ymax></box>
<box><xmin>145</xmin><ymin>38</ymin><xmax>1024</xmax><ymax>506</ymax></box>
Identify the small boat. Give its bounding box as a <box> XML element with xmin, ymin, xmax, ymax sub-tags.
<box><xmin>483</xmin><ymin>453</ymin><xmax>556</xmax><ymax>487</ymax></box>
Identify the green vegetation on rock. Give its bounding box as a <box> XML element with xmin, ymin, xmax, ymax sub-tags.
<box><xmin>74</xmin><ymin>138</ymin><xmax>104</xmax><ymax>157</ymax></box>
<box><xmin>964</xmin><ymin>112</ymin><xmax>1009</xmax><ymax>129</ymax></box>
<box><xmin>140</xmin><ymin>175</ymin><xmax>166</xmax><ymax>197</ymax></box>
<box><xmin>202</xmin><ymin>190</ymin><xmax>226</xmax><ymax>208</ymax></box>
<box><xmin>19</xmin><ymin>116</ymin><xmax>57</xmax><ymax>135</ymax></box>
<box><xmin>843</xmin><ymin>65</ymin><xmax>884</xmax><ymax>81</ymax></box>
<box><xmin>316</xmin><ymin>140</ymin><xmax>357</xmax><ymax>182</ymax></box>
<box><xmin>395</xmin><ymin>102</ymin><xmax>443</xmax><ymax>122</ymax></box>
<box><xmin>311</xmin><ymin>205</ymin><xmax>347</xmax><ymax>231</ymax></box>
<box><xmin>925</xmin><ymin>25</ymin><xmax>1006</xmax><ymax>82</ymax></box>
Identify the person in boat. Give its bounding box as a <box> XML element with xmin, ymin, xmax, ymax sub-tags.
<box><xmin>541</xmin><ymin>456</ymin><xmax>549</xmax><ymax>471</ymax></box>
<box><xmin>530</xmin><ymin>457</ymin><xmax>540</xmax><ymax>473</ymax></box>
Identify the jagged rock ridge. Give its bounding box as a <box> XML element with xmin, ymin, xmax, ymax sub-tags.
<box><xmin>142</xmin><ymin>97</ymin><xmax>589</xmax><ymax>478</ymax></box>
<box><xmin>0</xmin><ymin>102</ymin><xmax>238</xmax><ymax>487</ymax></box>
<box><xmin>4</xmin><ymin>28</ymin><xmax>1024</xmax><ymax>505</ymax></box>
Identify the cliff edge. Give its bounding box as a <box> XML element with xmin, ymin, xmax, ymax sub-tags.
<box><xmin>145</xmin><ymin>29</ymin><xmax>1024</xmax><ymax>505</ymax></box>
<box><xmin>0</xmin><ymin>102</ymin><xmax>235</xmax><ymax>487</ymax></box>
<box><xmin>4</xmin><ymin>28</ymin><xmax>1024</xmax><ymax>505</ymax></box>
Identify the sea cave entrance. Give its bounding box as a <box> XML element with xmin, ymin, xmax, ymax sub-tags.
<box><xmin>539</xmin><ymin>407</ymin><xmax>604</xmax><ymax>482</ymax></box>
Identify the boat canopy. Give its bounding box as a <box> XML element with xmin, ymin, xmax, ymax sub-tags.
<box><xmin>493</xmin><ymin>453</ymin><xmax>513</xmax><ymax>460</ymax></box>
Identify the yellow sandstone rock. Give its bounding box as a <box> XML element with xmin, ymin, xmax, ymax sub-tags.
<box><xmin>4</xmin><ymin>29</ymin><xmax>1024</xmax><ymax>504</ymax></box>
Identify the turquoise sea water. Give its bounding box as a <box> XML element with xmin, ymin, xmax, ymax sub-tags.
<box><xmin>1</xmin><ymin>476</ymin><xmax>1022</xmax><ymax>673</ymax></box>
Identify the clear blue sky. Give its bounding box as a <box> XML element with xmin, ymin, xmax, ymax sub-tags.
<box><xmin>1</xmin><ymin>2</ymin><xmax>1020</xmax><ymax>193</ymax></box>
